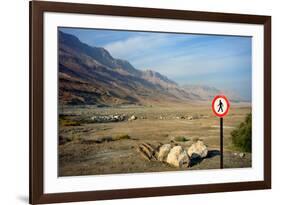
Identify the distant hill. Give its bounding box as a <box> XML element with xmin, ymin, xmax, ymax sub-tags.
<box><xmin>182</xmin><ymin>85</ymin><xmax>246</xmax><ymax>102</ymax></box>
<box><xmin>58</xmin><ymin>31</ymin><xmax>244</xmax><ymax>106</ymax></box>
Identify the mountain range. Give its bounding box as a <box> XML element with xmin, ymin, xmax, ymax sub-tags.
<box><xmin>58</xmin><ymin>31</ymin><xmax>244</xmax><ymax>106</ymax></box>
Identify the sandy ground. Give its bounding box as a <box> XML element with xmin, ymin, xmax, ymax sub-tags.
<box><xmin>59</xmin><ymin>102</ymin><xmax>251</xmax><ymax>176</ymax></box>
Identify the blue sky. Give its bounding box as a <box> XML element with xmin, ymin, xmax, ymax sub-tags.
<box><xmin>59</xmin><ymin>27</ymin><xmax>252</xmax><ymax>101</ymax></box>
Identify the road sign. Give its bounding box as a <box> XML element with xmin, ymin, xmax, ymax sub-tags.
<box><xmin>212</xmin><ymin>95</ymin><xmax>230</xmax><ymax>117</ymax></box>
<box><xmin>211</xmin><ymin>95</ymin><xmax>230</xmax><ymax>169</ymax></box>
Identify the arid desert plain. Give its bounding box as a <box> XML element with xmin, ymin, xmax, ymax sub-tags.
<box><xmin>59</xmin><ymin>102</ymin><xmax>251</xmax><ymax>176</ymax></box>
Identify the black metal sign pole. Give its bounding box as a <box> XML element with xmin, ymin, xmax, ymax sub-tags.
<box><xmin>220</xmin><ymin>117</ymin><xmax>223</xmax><ymax>169</ymax></box>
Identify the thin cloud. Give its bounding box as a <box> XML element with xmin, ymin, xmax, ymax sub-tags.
<box><xmin>104</xmin><ymin>33</ymin><xmax>197</xmax><ymax>60</ymax></box>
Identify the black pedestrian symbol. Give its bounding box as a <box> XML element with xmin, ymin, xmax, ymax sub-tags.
<box><xmin>217</xmin><ymin>99</ymin><xmax>224</xmax><ymax>113</ymax></box>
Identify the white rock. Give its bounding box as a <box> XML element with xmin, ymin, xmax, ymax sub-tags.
<box><xmin>157</xmin><ymin>144</ymin><xmax>172</xmax><ymax>161</ymax></box>
<box><xmin>166</xmin><ymin>146</ymin><xmax>190</xmax><ymax>168</ymax></box>
<box><xmin>128</xmin><ymin>115</ymin><xmax>137</xmax><ymax>121</ymax></box>
<box><xmin>187</xmin><ymin>141</ymin><xmax>208</xmax><ymax>159</ymax></box>
<box><xmin>239</xmin><ymin>153</ymin><xmax>245</xmax><ymax>158</ymax></box>
<box><xmin>91</xmin><ymin>116</ymin><xmax>97</xmax><ymax>120</ymax></box>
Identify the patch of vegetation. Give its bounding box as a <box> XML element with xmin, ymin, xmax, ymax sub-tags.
<box><xmin>231</xmin><ymin>113</ymin><xmax>252</xmax><ymax>152</ymax></box>
<box><xmin>174</xmin><ymin>136</ymin><xmax>189</xmax><ymax>142</ymax></box>
<box><xmin>59</xmin><ymin>135</ymin><xmax>81</xmax><ymax>145</ymax></box>
<box><xmin>114</xmin><ymin>134</ymin><xmax>131</xmax><ymax>140</ymax></box>
<box><xmin>59</xmin><ymin>117</ymin><xmax>81</xmax><ymax>126</ymax></box>
<box><xmin>90</xmin><ymin>134</ymin><xmax>132</xmax><ymax>144</ymax></box>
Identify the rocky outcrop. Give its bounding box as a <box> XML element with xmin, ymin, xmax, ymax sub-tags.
<box><xmin>137</xmin><ymin>143</ymin><xmax>190</xmax><ymax>168</ymax></box>
<box><xmin>239</xmin><ymin>152</ymin><xmax>245</xmax><ymax>158</ymax></box>
<box><xmin>157</xmin><ymin>144</ymin><xmax>172</xmax><ymax>161</ymax></box>
<box><xmin>137</xmin><ymin>143</ymin><xmax>159</xmax><ymax>160</ymax></box>
<box><xmin>90</xmin><ymin>115</ymin><xmax>125</xmax><ymax>123</ymax></box>
<box><xmin>166</xmin><ymin>146</ymin><xmax>190</xmax><ymax>168</ymax></box>
<box><xmin>137</xmin><ymin>140</ymin><xmax>209</xmax><ymax>168</ymax></box>
<box><xmin>128</xmin><ymin>115</ymin><xmax>137</xmax><ymax>121</ymax></box>
<box><xmin>187</xmin><ymin>140</ymin><xmax>208</xmax><ymax>159</ymax></box>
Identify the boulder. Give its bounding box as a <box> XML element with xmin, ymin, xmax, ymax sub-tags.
<box><xmin>239</xmin><ymin>152</ymin><xmax>245</xmax><ymax>158</ymax></box>
<box><xmin>157</xmin><ymin>144</ymin><xmax>172</xmax><ymax>161</ymax></box>
<box><xmin>113</xmin><ymin>115</ymin><xmax>120</xmax><ymax>120</ymax></box>
<box><xmin>129</xmin><ymin>115</ymin><xmax>137</xmax><ymax>121</ymax></box>
<box><xmin>91</xmin><ymin>116</ymin><xmax>98</xmax><ymax>121</ymax></box>
<box><xmin>187</xmin><ymin>140</ymin><xmax>208</xmax><ymax>159</ymax></box>
<box><xmin>138</xmin><ymin>143</ymin><xmax>153</xmax><ymax>160</ymax></box>
<box><xmin>166</xmin><ymin>146</ymin><xmax>190</xmax><ymax>168</ymax></box>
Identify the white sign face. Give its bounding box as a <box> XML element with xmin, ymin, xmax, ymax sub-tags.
<box><xmin>212</xmin><ymin>95</ymin><xmax>230</xmax><ymax>117</ymax></box>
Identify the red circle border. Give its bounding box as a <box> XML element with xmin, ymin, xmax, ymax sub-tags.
<box><xmin>212</xmin><ymin>95</ymin><xmax>230</xmax><ymax>118</ymax></box>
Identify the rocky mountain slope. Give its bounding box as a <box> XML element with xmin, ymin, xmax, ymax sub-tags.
<box><xmin>182</xmin><ymin>85</ymin><xmax>245</xmax><ymax>102</ymax></box>
<box><xmin>58</xmin><ymin>31</ymin><xmax>244</xmax><ymax>106</ymax></box>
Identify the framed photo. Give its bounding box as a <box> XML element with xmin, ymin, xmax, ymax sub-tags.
<box><xmin>30</xmin><ymin>1</ymin><xmax>271</xmax><ymax>204</ymax></box>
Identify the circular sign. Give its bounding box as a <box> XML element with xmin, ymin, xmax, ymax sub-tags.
<box><xmin>212</xmin><ymin>95</ymin><xmax>230</xmax><ymax>117</ymax></box>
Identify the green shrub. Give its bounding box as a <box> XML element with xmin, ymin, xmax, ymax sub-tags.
<box><xmin>231</xmin><ymin>113</ymin><xmax>252</xmax><ymax>152</ymax></box>
<box><xmin>174</xmin><ymin>136</ymin><xmax>189</xmax><ymax>142</ymax></box>
<box><xmin>114</xmin><ymin>134</ymin><xmax>131</xmax><ymax>140</ymax></box>
<box><xmin>59</xmin><ymin>117</ymin><xmax>81</xmax><ymax>126</ymax></box>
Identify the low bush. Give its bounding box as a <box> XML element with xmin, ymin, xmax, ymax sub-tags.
<box><xmin>174</xmin><ymin>136</ymin><xmax>189</xmax><ymax>142</ymax></box>
<box><xmin>114</xmin><ymin>134</ymin><xmax>131</xmax><ymax>140</ymax></box>
<box><xmin>59</xmin><ymin>118</ymin><xmax>81</xmax><ymax>126</ymax></box>
<box><xmin>231</xmin><ymin>113</ymin><xmax>252</xmax><ymax>152</ymax></box>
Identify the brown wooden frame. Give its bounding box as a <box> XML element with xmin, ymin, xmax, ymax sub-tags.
<box><xmin>30</xmin><ymin>1</ymin><xmax>271</xmax><ymax>204</ymax></box>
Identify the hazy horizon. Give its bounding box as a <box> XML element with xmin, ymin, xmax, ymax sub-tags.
<box><xmin>59</xmin><ymin>27</ymin><xmax>252</xmax><ymax>101</ymax></box>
